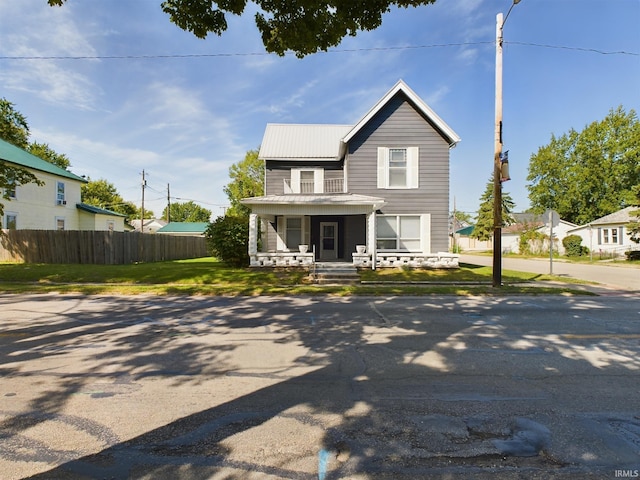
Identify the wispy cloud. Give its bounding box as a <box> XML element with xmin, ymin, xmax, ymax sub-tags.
<box><xmin>424</xmin><ymin>85</ymin><xmax>452</xmax><ymax>107</ymax></box>
<box><xmin>0</xmin><ymin>0</ymin><xmax>100</xmax><ymax>110</ymax></box>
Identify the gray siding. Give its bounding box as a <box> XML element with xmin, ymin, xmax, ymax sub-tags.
<box><xmin>346</xmin><ymin>92</ymin><xmax>452</xmax><ymax>252</ymax></box>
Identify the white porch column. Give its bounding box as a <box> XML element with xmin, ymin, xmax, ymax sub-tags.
<box><xmin>367</xmin><ymin>211</ymin><xmax>377</xmax><ymax>270</ymax></box>
<box><xmin>248</xmin><ymin>213</ymin><xmax>258</xmax><ymax>255</ymax></box>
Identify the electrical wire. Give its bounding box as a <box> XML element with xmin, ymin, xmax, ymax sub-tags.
<box><xmin>0</xmin><ymin>41</ymin><xmax>636</xmax><ymax>60</ymax></box>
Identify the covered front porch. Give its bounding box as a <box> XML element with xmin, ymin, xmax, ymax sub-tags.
<box><xmin>243</xmin><ymin>193</ymin><xmax>384</xmax><ymax>268</ymax></box>
<box><xmin>242</xmin><ymin>193</ymin><xmax>459</xmax><ymax>269</ymax></box>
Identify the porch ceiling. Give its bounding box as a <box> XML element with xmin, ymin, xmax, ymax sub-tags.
<box><xmin>241</xmin><ymin>193</ymin><xmax>386</xmax><ymax>216</ymax></box>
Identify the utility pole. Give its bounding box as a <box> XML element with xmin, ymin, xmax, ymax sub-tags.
<box><xmin>167</xmin><ymin>183</ymin><xmax>171</xmax><ymax>222</ymax></box>
<box><xmin>141</xmin><ymin>170</ymin><xmax>146</xmax><ymax>233</ymax></box>
<box><xmin>493</xmin><ymin>12</ymin><xmax>504</xmax><ymax>288</ymax></box>
<box><xmin>493</xmin><ymin>0</ymin><xmax>521</xmax><ymax>288</ymax></box>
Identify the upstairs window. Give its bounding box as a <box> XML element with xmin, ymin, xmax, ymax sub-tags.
<box><xmin>388</xmin><ymin>149</ymin><xmax>407</xmax><ymax>187</ymax></box>
<box><xmin>377</xmin><ymin>147</ymin><xmax>419</xmax><ymax>189</ymax></box>
<box><xmin>5</xmin><ymin>177</ymin><xmax>16</xmax><ymax>199</ymax></box>
<box><xmin>289</xmin><ymin>169</ymin><xmax>324</xmax><ymax>193</ymax></box>
<box><xmin>300</xmin><ymin>171</ymin><xmax>315</xmax><ymax>193</ymax></box>
<box><xmin>56</xmin><ymin>181</ymin><xmax>66</xmax><ymax>205</ymax></box>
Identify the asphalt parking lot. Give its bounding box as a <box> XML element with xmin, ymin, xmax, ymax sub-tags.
<box><xmin>1</xmin><ymin>293</ymin><xmax>639</xmax><ymax>479</ymax></box>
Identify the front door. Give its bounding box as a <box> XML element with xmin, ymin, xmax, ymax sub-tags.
<box><xmin>320</xmin><ymin>222</ymin><xmax>338</xmax><ymax>260</ymax></box>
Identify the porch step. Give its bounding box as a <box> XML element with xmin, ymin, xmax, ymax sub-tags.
<box><xmin>314</xmin><ymin>262</ymin><xmax>360</xmax><ymax>285</ymax></box>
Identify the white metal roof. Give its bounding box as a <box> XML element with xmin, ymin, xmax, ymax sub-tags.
<box><xmin>259</xmin><ymin>124</ymin><xmax>353</xmax><ymax>160</ymax></box>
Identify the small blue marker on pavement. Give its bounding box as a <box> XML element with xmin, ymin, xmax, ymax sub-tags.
<box><xmin>318</xmin><ymin>448</ymin><xmax>330</xmax><ymax>480</ymax></box>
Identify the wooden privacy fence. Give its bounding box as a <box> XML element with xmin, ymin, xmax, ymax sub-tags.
<box><xmin>0</xmin><ymin>230</ymin><xmax>209</xmax><ymax>264</ymax></box>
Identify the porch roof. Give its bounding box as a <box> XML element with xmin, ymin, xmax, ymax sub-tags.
<box><xmin>241</xmin><ymin>193</ymin><xmax>386</xmax><ymax>216</ymax></box>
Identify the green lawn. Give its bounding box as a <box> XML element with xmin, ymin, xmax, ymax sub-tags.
<box><xmin>0</xmin><ymin>257</ymin><xmax>595</xmax><ymax>296</ymax></box>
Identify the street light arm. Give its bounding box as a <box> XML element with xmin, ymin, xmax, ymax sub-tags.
<box><xmin>503</xmin><ymin>0</ymin><xmax>521</xmax><ymax>26</ymax></box>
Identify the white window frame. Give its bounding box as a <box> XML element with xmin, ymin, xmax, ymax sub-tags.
<box><xmin>5</xmin><ymin>177</ymin><xmax>16</xmax><ymax>199</ymax></box>
<box><xmin>55</xmin><ymin>217</ymin><xmax>65</xmax><ymax>230</ymax></box>
<box><xmin>600</xmin><ymin>227</ymin><xmax>621</xmax><ymax>245</ymax></box>
<box><xmin>56</xmin><ymin>181</ymin><xmax>66</xmax><ymax>205</ymax></box>
<box><xmin>5</xmin><ymin>212</ymin><xmax>17</xmax><ymax>230</ymax></box>
<box><xmin>276</xmin><ymin>216</ymin><xmax>311</xmax><ymax>251</ymax></box>
<box><xmin>376</xmin><ymin>214</ymin><xmax>429</xmax><ymax>253</ymax></box>
<box><xmin>290</xmin><ymin>168</ymin><xmax>324</xmax><ymax>194</ymax></box>
<box><xmin>377</xmin><ymin>147</ymin><xmax>419</xmax><ymax>189</ymax></box>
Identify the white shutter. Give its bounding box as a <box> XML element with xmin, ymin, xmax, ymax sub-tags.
<box><xmin>315</xmin><ymin>169</ymin><xmax>324</xmax><ymax>193</ymax></box>
<box><xmin>421</xmin><ymin>214</ymin><xmax>431</xmax><ymax>254</ymax></box>
<box><xmin>377</xmin><ymin>147</ymin><xmax>388</xmax><ymax>189</ymax></box>
<box><xmin>408</xmin><ymin>147</ymin><xmax>419</xmax><ymax>189</ymax></box>
<box><xmin>291</xmin><ymin>170</ymin><xmax>301</xmax><ymax>193</ymax></box>
<box><xmin>276</xmin><ymin>217</ymin><xmax>286</xmax><ymax>250</ymax></box>
<box><xmin>304</xmin><ymin>216</ymin><xmax>311</xmax><ymax>246</ymax></box>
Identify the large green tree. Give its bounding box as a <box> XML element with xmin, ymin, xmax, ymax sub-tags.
<box><xmin>0</xmin><ymin>99</ymin><xmax>29</xmax><ymax>149</ymax></box>
<box><xmin>224</xmin><ymin>149</ymin><xmax>264</xmax><ymax>217</ymax></box>
<box><xmin>163</xmin><ymin>200</ymin><xmax>212</xmax><ymax>222</ymax></box>
<box><xmin>471</xmin><ymin>176</ymin><xmax>516</xmax><ymax>242</ymax></box>
<box><xmin>527</xmin><ymin>107</ymin><xmax>640</xmax><ymax>225</ymax></box>
<box><xmin>48</xmin><ymin>0</ymin><xmax>436</xmax><ymax>57</ymax></box>
<box><xmin>28</xmin><ymin>142</ymin><xmax>71</xmax><ymax>170</ymax></box>
<box><xmin>81</xmin><ymin>178</ymin><xmax>138</xmax><ymax>220</ymax></box>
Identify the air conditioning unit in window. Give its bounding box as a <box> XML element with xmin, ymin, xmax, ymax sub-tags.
<box><xmin>57</xmin><ymin>200</ymin><xmax>67</xmax><ymax>206</ymax></box>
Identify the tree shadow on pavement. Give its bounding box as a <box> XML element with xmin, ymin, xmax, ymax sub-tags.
<box><xmin>0</xmin><ymin>294</ymin><xmax>637</xmax><ymax>479</ymax></box>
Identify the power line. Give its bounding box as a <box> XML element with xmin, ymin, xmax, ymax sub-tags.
<box><xmin>0</xmin><ymin>41</ymin><xmax>636</xmax><ymax>61</ymax></box>
<box><xmin>507</xmin><ymin>41</ymin><xmax>639</xmax><ymax>56</ymax></box>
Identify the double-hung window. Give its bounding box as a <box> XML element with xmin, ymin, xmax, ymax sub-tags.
<box><xmin>56</xmin><ymin>181</ymin><xmax>66</xmax><ymax>205</ymax></box>
<box><xmin>277</xmin><ymin>216</ymin><xmax>310</xmax><ymax>251</ymax></box>
<box><xmin>600</xmin><ymin>227</ymin><xmax>621</xmax><ymax>245</ymax></box>
<box><xmin>377</xmin><ymin>215</ymin><xmax>422</xmax><ymax>251</ymax></box>
<box><xmin>6</xmin><ymin>177</ymin><xmax>16</xmax><ymax>199</ymax></box>
<box><xmin>5</xmin><ymin>213</ymin><xmax>17</xmax><ymax>229</ymax></box>
<box><xmin>377</xmin><ymin>147</ymin><xmax>419</xmax><ymax>189</ymax></box>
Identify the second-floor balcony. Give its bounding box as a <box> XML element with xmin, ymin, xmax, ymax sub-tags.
<box><xmin>284</xmin><ymin>178</ymin><xmax>344</xmax><ymax>194</ymax></box>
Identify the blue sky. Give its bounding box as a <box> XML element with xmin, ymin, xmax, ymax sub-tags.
<box><xmin>1</xmin><ymin>0</ymin><xmax>638</xmax><ymax>219</ymax></box>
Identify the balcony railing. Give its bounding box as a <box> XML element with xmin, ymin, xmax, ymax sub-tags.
<box><xmin>283</xmin><ymin>178</ymin><xmax>344</xmax><ymax>194</ymax></box>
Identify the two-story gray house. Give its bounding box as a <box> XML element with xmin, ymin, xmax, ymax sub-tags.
<box><xmin>242</xmin><ymin>80</ymin><xmax>461</xmax><ymax>269</ymax></box>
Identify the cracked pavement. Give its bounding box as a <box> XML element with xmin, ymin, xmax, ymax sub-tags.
<box><xmin>0</xmin><ymin>293</ymin><xmax>638</xmax><ymax>479</ymax></box>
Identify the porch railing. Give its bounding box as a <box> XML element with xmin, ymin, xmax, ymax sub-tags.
<box><xmin>283</xmin><ymin>178</ymin><xmax>344</xmax><ymax>194</ymax></box>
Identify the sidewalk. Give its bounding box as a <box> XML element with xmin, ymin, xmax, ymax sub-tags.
<box><xmin>460</xmin><ymin>254</ymin><xmax>640</xmax><ymax>292</ymax></box>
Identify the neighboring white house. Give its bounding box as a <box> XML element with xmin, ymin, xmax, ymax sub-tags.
<box><xmin>1</xmin><ymin>138</ymin><xmax>125</xmax><ymax>231</ymax></box>
<box><xmin>568</xmin><ymin>206</ymin><xmax>639</xmax><ymax>256</ymax></box>
<box><xmin>130</xmin><ymin>218</ymin><xmax>168</xmax><ymax>233</ymax></box>
<box><xmin>77</xmin><ymin>203</ymin><xmax>127</xmax><ymax>232</ymax></box>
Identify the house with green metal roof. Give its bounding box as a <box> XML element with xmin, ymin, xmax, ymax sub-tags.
<box><xmin>0</xmin><ymin>138</ymin><xmax>125</xmax><ymax>231</ymax></box>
